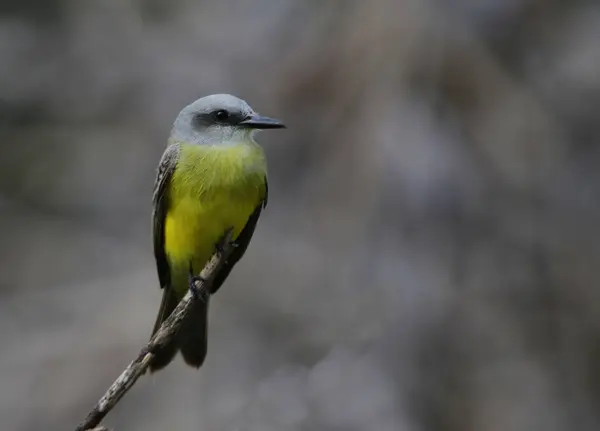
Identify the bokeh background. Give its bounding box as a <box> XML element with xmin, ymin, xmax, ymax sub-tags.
<box><xmin>1</xmin><ymin>1</ymin><xmax>599</xmax><ymax>430</ymax></box>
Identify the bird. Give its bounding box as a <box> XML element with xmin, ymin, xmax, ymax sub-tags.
<box><xmin>149</xmin><ymin>94</ymin><xmax>285</xmax><ymax>372</ymax></box>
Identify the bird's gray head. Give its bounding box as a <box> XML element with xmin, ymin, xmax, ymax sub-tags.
<box><xmin>169</xmin><ymin>94</ymin><xmax>285</xmax><ymax>146</ymax></box>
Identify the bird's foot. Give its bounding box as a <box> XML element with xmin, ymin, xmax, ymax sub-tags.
<box><xmin>188</xmin><ymin>264</ymin><xmax>209</xmax><ymax>302</ymax></box>
<box><xmin>188</xmin><ymin>275</ymin><xmax>209</xmax><ymax>302</ymax></box>
<box><xmin>215</xmin><ymin>227</ymin><xmax>238</xmax><ymax>255</ymax></box>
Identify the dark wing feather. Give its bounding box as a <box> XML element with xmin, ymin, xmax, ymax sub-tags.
<box><xmin>210</xmin><ymin>176</ymin><xmax>268</xmax><ymax>294</ymax></box>
<box><xmin>152</xmin><ymin>144</ymin><xmax>180</xmax><ymax>290</ymax></box>
<box><xmin>148</xmin><ymin>286</ymin><xmax>180</xmax><ymax>372</ymax></box>
<box><xmin>148</xmin><ymin>144</ymin><xmax>180</xmax><ymax>372</ymax></box>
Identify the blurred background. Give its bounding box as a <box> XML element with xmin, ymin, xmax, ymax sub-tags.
<box><xmin>1</xmin><ymin>1</ymin><xmax>599</xmax><ymax>430</ymax></box>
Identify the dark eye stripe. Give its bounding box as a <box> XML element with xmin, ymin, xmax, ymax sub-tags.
<box><xmin>193</xmin><ymin>111</ymin><xmax>245</xmax><ymax>127</ymax></box>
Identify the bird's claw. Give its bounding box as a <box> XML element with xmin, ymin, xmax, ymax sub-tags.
<box><xmin>188</xmin><ymin>275</ymin><xmax>209</xmax><ymax>302</ymax></box>
<box><xmin>188</xmin><ymin>262</ymin><xmax>209</xmax><ymax>302</ymax></box>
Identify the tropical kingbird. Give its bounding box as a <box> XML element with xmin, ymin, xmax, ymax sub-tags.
<box><xmin>149</xmin><ymin>94</ymin><xmax>285</xmax><ymax>372</ymax></box>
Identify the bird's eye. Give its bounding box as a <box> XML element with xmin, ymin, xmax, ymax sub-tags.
<box><xmin>213</xmin><ymin>109</ymin><xmax>230</xmax><ymax>121</ymax></box>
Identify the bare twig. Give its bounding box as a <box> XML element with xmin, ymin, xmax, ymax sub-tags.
<box><xmin>75</xmin><ymin>232</ymin><xmax>235</xmax><ymax>431</ymax></box>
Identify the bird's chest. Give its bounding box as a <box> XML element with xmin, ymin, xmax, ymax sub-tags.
<box><xmin>163</xmin><ymin>145</ymin><xmax>265</xmax><ymax>267</ymax></box>
<box><xmin>171</xmin><ymin>144</ymin><xmax>265</xmax><ymax>200</ymax></box>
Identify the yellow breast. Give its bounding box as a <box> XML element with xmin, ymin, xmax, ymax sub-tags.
<box><xmin>164</xmin><ymin>143</ymin><xmax>266</xmax><ymax>292</ymax></box>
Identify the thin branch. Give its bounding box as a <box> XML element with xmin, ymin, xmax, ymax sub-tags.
<box><xmin>75</xmin><ymin>232</ymin><xmax>235</xmax><ymax>431</ymax></box>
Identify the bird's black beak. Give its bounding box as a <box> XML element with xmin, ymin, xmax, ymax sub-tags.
<box><xmin>239</xmin><ymin>115</ymin><xmax>286</xmax><ymax>130</ymax></box>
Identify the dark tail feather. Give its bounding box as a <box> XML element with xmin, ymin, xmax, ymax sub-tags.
<box><xmin>178</xmin><ymin>299</ymin><xmax>209</xmax><ymax>368</ymax></box>
<box><xmin>148</xmin><ymin>288</ymin><xmax>179</xmax><ymax>373</ymax></box>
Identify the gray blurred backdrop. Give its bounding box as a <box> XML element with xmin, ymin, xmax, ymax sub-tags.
<box><xmin>1</xmin><ymin>1</ymin><xmax>599</xmax><ymax>430</ymax></box>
